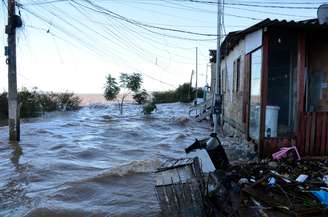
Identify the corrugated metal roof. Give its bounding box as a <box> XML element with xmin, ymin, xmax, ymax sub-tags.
<box><xmin>220</xmin><ymin>18</ymin><xmax>328</xmax><ymax>58</ymax></box>
<box><xmin>242</xmin><ymin>18</ymin><xmax>327</xmax><ymax>34</ymax></box>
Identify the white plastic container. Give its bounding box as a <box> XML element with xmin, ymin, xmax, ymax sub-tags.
<box><xmin>265</xmin><ymin>105</ymin><xmax>280</xmax><ymax>137</ymax></box>
<box><xmin>187</xmin><ymin>149</ymin><xmax>216</xmax><ymax>173</ymax></box>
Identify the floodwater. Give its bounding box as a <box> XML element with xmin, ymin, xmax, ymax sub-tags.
<box><xmin>0</xmin><ymin>103</ymin><xmax>212</xmax><ymax>217</ymax></box>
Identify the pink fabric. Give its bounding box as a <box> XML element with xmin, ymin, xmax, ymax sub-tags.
<box><xmin>272</xmin><ymin>145</ymin><xmax>301</xmax><ymax>161</ymax></box>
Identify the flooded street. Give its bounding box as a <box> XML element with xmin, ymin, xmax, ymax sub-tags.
<box><xmin>0</xmin><ymin>103</ymin><xmax>211</xmax><ymax>217</ymax></box>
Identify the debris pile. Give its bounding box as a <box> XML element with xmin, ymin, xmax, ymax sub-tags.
<box><xmin>205</xmin><ymin>158</ymin><xmax>328</xmax><ymax>217</ymax></box>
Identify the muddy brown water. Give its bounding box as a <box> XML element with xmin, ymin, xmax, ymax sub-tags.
<box><xmin>0</xmin><ymin>103</ymin><xmax>211</xmax><ymax>217</ymax></box>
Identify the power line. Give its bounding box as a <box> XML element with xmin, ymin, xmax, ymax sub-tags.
<box><xmin>19</xmin><ymin>3</ymin><xmax>179</xmax><ymax>88</ymax></box>
<box><xmin>70</xmin><ymin>0</ymin><xmax>218</xmax><ymax>37</ymax></box>
<box><xmin>167</xmin><ymin>0</ymin><xmax>320</xmax><ymax>9</ymax></box>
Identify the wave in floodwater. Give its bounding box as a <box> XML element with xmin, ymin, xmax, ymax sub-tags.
<box><xmin>85</xmin><ymin>159</ymin><xmax>162</xmax><ymax>181</ymax></box>
<box><xmin>0</xmin><ymin>103</ymin><xmax>212</xmax><ymax>217</ymax></box>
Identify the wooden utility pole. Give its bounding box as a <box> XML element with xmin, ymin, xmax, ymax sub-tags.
<box><xmin>213</xmin><ymin>0</ymin><xmax>222</xmax><ymax>133</ymax></box>
<box><xmin>189</xmin><ymin>70</ymin><xmax>194</xmax><ymax>101</ymax></box>
<box><xmin>195</xmin><ymin>47</ymin><xmax>198</xmax><ymax>103</ymax></box>
<box><xmin>6</xmin><ymin>0</ymin><xmax>20</xmax><ymax>141</ymax></box>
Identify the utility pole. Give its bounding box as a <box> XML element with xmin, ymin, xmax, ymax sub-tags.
<box><xmin>189</xmin><ymin>70</ymin><xmax>194</xmax><ymax>101</ymax></box>
<box><xmin>195</xmin><ymin>47</ymin><xmax>198</xmax><ymax>103</ymax></box>
<box><xmin>6</xmin><ymin>0</ymin><xmax>20</xmax><ymax>141</ymax></box>
<box><xmin>213</xmin><ymin>0</ymin><xmax>222</xmax><ymax>133</ymax></box>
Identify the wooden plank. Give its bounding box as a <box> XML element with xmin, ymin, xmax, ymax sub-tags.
<box><xmin>319</xmin><ymin>113</ymin><xmax>326</xmax><ymax>155</ymax></box>
<box><xmin>243</xmin><ymin>54</ymin><xmax>251</xmax><ymax>125</ymax></box>
<box><xmin>301</xmin><ymin>113</ymin><xmax>306</xmax><ymax>156</ymax></box>
<box><xmin>302</xmin><ymin>113</ymin><xmax>307</xmax><ymax>156</ymax></box>
<box><xmin>317</xmin><ymin>113</ymin><xmax>321</xmax><ymax>155</ymax></box>
<box><xmin>297</xmin><ymin>112</ymin><xmax>304</xmax><ymax>156</ymax></box>
<box><xmin>315</xmin><ymin>113</ymin><xmax>322</xmax><ymax>156</ymax></box>
<box><xmin>317</xmin><ymin>113</ymin><xmax>323</xmax><ymax>155</ymax></box>
<box><xmin>299</xmin><ymin>112</ymin><xmax>328</xmax><ymax>157</ymax></box>
<box><xmin>297</xmin><ymin>33</ymin><xmax>306</xmax><ymax>114</ymax></box>
<box><xmin>244</xmin><ymin>54</ymin><xmax>251</xmax><ymax>140</ymax></box>
<box><xmin>189</xmin><ymin>99</ymin><xmax>212</xmax><ymax>111</ymax></box>
<box><xmin>310</xmin><ymin>113</ymin><xmax>316</xmax><ymax>156</ymax></box>
<box><xmin>326</xmin><ymin>113</ymin><xmax>328</xmax><ymax>155</ymax></box>
<box><xmin>305</xmin><ymin>114</ymin><xmax>311</xmax><ymax>156</ymax></box>
<box><xmin>194</xmin><ymin>109</ymin><xmax>212</xmax><ymax>122</ymax></box>
<box><xmin>259</xmin><ymin>32</ymin><xmax>269</xmax><ymax>158</ymax></box>
<box><xmin>295</xmin><ymin>33</ymin><xmax>306</xmax><ymax>156</ymax></box>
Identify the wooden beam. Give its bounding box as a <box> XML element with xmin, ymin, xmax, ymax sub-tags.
<box><xmin>7</xmin><ymin>0</ymin><xmax>20</xmax><ymax>141</ymax></box>
<box><xmin>297</xmin><ymin>33</ymin><xmax>306</xmax><ymax>114</ymax></box>
<box><xmin>296</xmin><ymin>32</ymin><xmax>306</xmax><ymax>154</ymax></box>
<box><xmin>259</xmin><ymin>31</ymin><xmax>269</xmax><ymax>158</ymax></box>
<box><xmin>243</xmin><ymin>53</ymin><xmax>251</xmax><ymax>140</ymax></box>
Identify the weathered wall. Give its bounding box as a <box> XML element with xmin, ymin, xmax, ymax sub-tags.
<box><xmin>221</xmin><ymin>40</ymin><xmax>246</xmax><ymax>135</ymax></box>
<box><xmin>210</xmin><ymin>63</ymin><xmax>216</xmax><ymax>99</ymax></box>
<box><xmin>245</xmin><ymin>29</ymin><xmax>262</xmax><ymax>53</ymax></box>
<box><xmin>308</xmin><ymin>33</ymin><xmax>328</xmax><ymax>112</ymax></box>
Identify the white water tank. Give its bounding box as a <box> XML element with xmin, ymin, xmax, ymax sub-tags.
<box><xmin>265</xmin><ymin>105</ymin><xmax>280</xmax><ymax>137</ymax></box>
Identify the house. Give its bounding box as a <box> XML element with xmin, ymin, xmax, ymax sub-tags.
<box><xmin>214</xmin><ymin>18</ymin><xmax>328</xmax><ymax>158</ymax></box>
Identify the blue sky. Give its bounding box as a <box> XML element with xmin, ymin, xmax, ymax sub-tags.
<box><xmin>0</xmin><ymin>0</ymin><xmax>323</xmax><ymax>93</ymax></box>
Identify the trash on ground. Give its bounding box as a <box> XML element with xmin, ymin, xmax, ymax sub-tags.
<box><xmin>205</xmin><ymin>157</ymin><xmax>328</xmax><ymax>217</ymax></box>
<box><xmin>155</xmin><ymin>137</ymin><xmax>328</xmax><ymax>217</ymax></box>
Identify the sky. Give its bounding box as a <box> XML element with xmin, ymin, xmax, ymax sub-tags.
<box><xmin>0</xmin><ymin>0</ymin><xmax>324</xmax><ymax>93</ymax></box>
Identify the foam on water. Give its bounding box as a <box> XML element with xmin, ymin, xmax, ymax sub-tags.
<box><xmin>88</xmin><ymin>159</ymin><xmax>161</xmax><ymax>180</ymax></box>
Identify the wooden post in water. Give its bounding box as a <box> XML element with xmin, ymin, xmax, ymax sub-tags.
<box><xmin>6</xmin><ymin>0</ymin><xmax>20</xmax><ymax>141</ymax></box>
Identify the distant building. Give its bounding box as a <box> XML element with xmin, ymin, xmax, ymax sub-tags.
<box><xmin>212</xmin><ymin>18</ymin><xmax>328</xmax><ymax>157</ymax></box>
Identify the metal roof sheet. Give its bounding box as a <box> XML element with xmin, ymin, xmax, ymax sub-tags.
<box><xmin>220</xmin><ymin>18</ymin><xmax>328</xmax><ymax>58</ymax></box>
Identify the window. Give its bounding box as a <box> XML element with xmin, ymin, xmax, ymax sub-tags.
<box><xmin>249</xmin><ymin>49</ymin><xmax>262</xmax><ymax>141</ymax></box>
<box><xmin>236</xmin><ymin>58</ymin><xmax>241</xmax><ymax>92</ymax></box>
<box><xmin>233</xmin><ymin>57</ymin><xmax>241</xmax><ymax>92</ymax></box>
<box><xmin>221</xmin><ymin>68</ymin><xmax>227</xmax><ymax>93</ymax></box>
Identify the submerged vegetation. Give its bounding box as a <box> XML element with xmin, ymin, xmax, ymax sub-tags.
<box><xmin>133</xmin><ymin>89</ymin><xmax>149</xmax><ymax>105</ymax></box>
<box><xmin>143</xmin><ymin>101</ymin><xmax>157</xmax><ymax>115</ymax></box>
<box><xmin>0</xmin><ymin>93</ymin><xmax>8</xmax><ymax>120</ymax></box>
<box><xmin>152</xmin><ymin>83</ymin><xmax>204</xmax><ymax>104</ymax></box>
<box><xmin>104</xmin><ymin>73</ymin><xmax>156</xmax><ymax>115</ymax></box>
<box><xmin>0</xmin><ymin>88</ymin><xmax>81</xmax><ymax>120</ymax></box>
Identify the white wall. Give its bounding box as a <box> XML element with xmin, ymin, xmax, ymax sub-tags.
<box><xmin>245</xmin><ymin>29</ymin><xmax>263</xmax><ymax>54</ymax></box>
<box><xmin>221</xmin><ymin>39</ymin><xmax>246</xmax><ymax>131</ymax></box>
<box><xmin>221</xmin><ymin>40</ymin><xmax>246</xmax><ymax>100</ymax></box>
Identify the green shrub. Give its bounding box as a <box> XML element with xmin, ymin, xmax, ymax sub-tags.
<box><xmin>152</xmin><ymin>90</ymin><xmax>177</xmax><ymax>104</ymax></box>
<box><xmin>143</xmin><ymin>101</ymin><xmax>157</xmax><ymax>115</ymax></box>
<box><xmin>19</xmin><ymin>88</ymin><xmax>42</xmax><ymax>118</ymax></box>
<box><xmin>38</xmin><ymin>93</ymin><xmax>58</xmax><ymax>112</ymax></box>
<box><xmin>0</xmin><ymin>88</ymin><xmax>81</xmax><ymax>119</ymax></box>
<box><xmin>0</xmin><ymin>92</ymin><xmax>8</xmax><ymax>120</ymax></box>
<box><xmin>175</xmin><ymin>83</ymin><xmax>192</xmax><ymax>103</ymax></box>
<box><xmin>152</xmin><ymin>83</ymin><xmax>204</xmax><ymax>104</ymax></box>
<box><xmin>133</xmin><ymin>89</ymin><xmax>149</xmax><ymax>105</ymax></box>
<box><xmin>56</xmin><ymin>92</ymin><xmax>81</xmax><ymax>111</ymax></box>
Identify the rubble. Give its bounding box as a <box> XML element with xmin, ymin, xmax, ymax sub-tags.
<box><xmin>205</xmin><ymin>157</ymin><xmax>328</xmax><ymax>217</ymax></box>
<box><xmin>155</xmin><ymin>136</ymin><xmax>328</xmax><ymax>217</ymax></box>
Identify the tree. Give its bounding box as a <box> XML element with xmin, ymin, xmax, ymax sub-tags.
<box><xmin>104</xmin><ymin>73</ymin><xmax>143</xmax><ymax>114</ymax></box>
<box><xmin>104</xmin><ymin>74</ymin><xmax>120</xmax><ymax>101</ymax></box>
<box><xmin>0</xmin><ymin>92</ymin><xmax>8</xmax><ymax>120</ymax></box>
<box><xmin>175</xmin><ymin>83</ymin><xmax>193</xmax><ymax>103</ymax></box>
<box><xmin>133</xmin><ymin>89</ymin><xmax>149</xmax><ymax>105</ymax></box>
<box><xmin>120</xmin><ymin>73</ymin><xmax>142</xmax><ymax>92</ymax></box>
